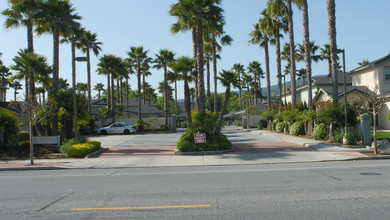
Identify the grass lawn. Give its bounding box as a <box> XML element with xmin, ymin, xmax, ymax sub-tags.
<box><xmin>372</xmin><ymin>131</ymin><xmax>390</xmax><ymax>140</ymax></box>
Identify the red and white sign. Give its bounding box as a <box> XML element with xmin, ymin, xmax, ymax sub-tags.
<box><xmin>194</xmin><ymin>133</ymin><xmax>206</xmax><ymax>143</ymax></box>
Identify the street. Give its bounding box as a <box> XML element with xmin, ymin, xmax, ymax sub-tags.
<box><xmin>2</xmin><ymin>160</ymin><xmax>390</xmax><ymax>219</ymax></box>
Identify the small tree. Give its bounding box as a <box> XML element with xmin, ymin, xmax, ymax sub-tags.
<box><xmin>361</xmin><ymin>85</ymin><xmax>390</xmax><ymax>154</ymax></box>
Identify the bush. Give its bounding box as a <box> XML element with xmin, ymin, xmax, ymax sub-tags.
<box><xmin>157</xmin><ymin>124</ymin><xmax>168</xmax><ymax>129</ymax></box>
<box><xmin>66</xmin><ymin>141</ymin><xmax>101</xmax><ymax>157</ymax></box>
<box><xmin>16</xmin><ymin>131</ymin><xmax>30</xmax><ymax>153</ymax></box>
<box><xmin>257</xmin><ymin>119</ymin><xmax>267</xmax><ymax>130</ymax></box>
<box><xmin>276</xmin><ymin>122</ymin><xmax>285</xmax><ymax>133</ymax></box>
<box><xmin>290</xmin><ymin>121</ymin><xmax>305</xmax><ymax>136</ymax></box>
<box><xmin>346</xmin><ymin>132</ymin><xmax>361</xmax><ymax>145</ymax></box>
<box><xmin>59</xmin><ymin>137</ymin><xmax>88</xmax><ymax>154</ymax></box>
<box><xmin>178</xmin><ymin>122</ymin><xmax>188</xmax><ymax>128</ymax></box>
<box><xmin>312</xmin><ymin>123</ymin><xmax>328</xmax><ymax>140</ymax></box>
<box><xmin>235</xmin><ymin>121</ymin><xmax>242</xmax><ymax>126</ymax></box>
<box><xmin>271</xmin><ymin>120</ymin><xmax>278</xmax><ymax>131</ymax></box>
<box><xmin>334</xmin><ymin>129</ymin><xmax>344</xmax><ymax>143</ymax></box>
<box><xmin>0</xmin><ymin>109</ymin><xmax>20</xmax><ymax>151</ymax></box>
<box><xmin>177</xmin><ymin>133</ymin><xmax>197</xmax><ymax>152</ymax></box>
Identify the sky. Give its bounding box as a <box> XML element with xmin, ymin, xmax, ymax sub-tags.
<box><xmin>1</xmin><ymin>0</ymin><xmax>390</xmax><ymax>101</ymax></box>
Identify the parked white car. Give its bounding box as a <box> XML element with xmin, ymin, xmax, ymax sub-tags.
<box><xmin>97</xmin><ymin>122</ymin><xmax>136</xmax><ymax>135</ymax></box>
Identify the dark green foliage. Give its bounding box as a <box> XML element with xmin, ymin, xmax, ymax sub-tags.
<box><xmin>257</xmin><ymin>119</ymin><xmax>267</xmax><ymax>130</ymax></box>
<box><xmin>276</xmin><ymin>122</ymin><xmax>285</xmax><ymax>133</ymax></box>
<box><xmin>334</xmin><ymin>129</ymin><xmax>344</xmax><ymax>143</ymax></box>
<box><xmin>346</xmin><ymin>132</ymin><xmax>361</xmax><ymax>145</ymax></box>
<box><xmin>290</xmin><ymin>121</ymin><xmax>305</xmax><ymax>136</ymax></box>
<box><xmin>59</xmin><ymin>136</ymin><xmax>87</xmax><ymax>154</ymax></box>
<box><xmin>16</xmin><ymin>131</ymin><xmax>30</xmax><ymax>153</ymax></box>
<box><xmin>177</xmin><ymin>111</ymin><xmax>232</xmax><ymax>152</ymax></box>
<box><xmin>0</xmin><ymin>109</ymin><xmax>19</xmax><ymax>151</ymax></box>
<box><xmin>312</xmin><ymin>123</ymin><xmax>328</xmax><ymax>140</ymax></box>
<box><xmin>271</xmin><ymin>120</ymin><xmax>278</xmax><ymax>131</ymax></box>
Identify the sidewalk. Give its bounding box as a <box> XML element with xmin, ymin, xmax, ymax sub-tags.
<box><xmin>1</xmin><ymin>129</ymin><xmax>388</xmax><ymax>171</ymax></box>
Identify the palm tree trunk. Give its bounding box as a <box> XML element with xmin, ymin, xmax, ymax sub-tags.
<box><xmin>86</xmin><ymin>49</ymin><xmax>92</xmax><ymax>116</ymax></box>
<box><xmin>253</xmin><ymin>72</ymin><xmax>258</xmax><ymax>105</ymax></box>
<box><xmin>206</xmin><ymin>58</ymin><xmax>211</xmax><ymax>111</ymax></box>
<box><xmin>143</xmin><ymin>73</ymin><xmax>146</xmax><ymax>105</ymax></box>
<box><xmin>275</xmin><ymin>24</ymin><xmax>282</xmax><ymax>113</ymax></box>
<box><xmin>302</xmin><ymin>0</ymin><xmax>312</xmax><ymax>110</ymax></box>
<box><xmin>175</xmin><ymin>80</ymin><xmax>178</xmax><ymax>116</ymax></box>
<box><xmin>111</xmin><ymin>73</ymin><xmax>115</xmax><ymax>122</ymax></box>
<box><xmin>184</xmin><ymin>77</ymin><xmax>192</xmax><ymax>128</ymax></box>
<box><xmin>327</xmin><ymin>0</ymin><xmax>338</xmax><ymax>105</ymax></box>
<box><xmin>51</xmin><ymin>28</ymin><xmax>60</xmax><ymax>136</ymax></box>
<box><xmin>218</xmin><ymin>86</ymin><xmax>230</xmax><ymax>125</ymax></box>
<box><xmin>107</xmin><ymin>73</ymin><xmax>111</xmax><ymax>111</ymax></box>
<box><xmin>137</xmin><ymin>66</ymin><xmax>142</xmax><ymax>121</ymax></box>
<box><xmin>196</xmin><ymin>24</ymin><xmax>206</xmax><ymax>115</ymax></box>
<box><xmin>120</xmin><ymin>78</ymin><xmax>123</xmax><ymax>106</ymax></box>
<box><xmin>287</xmin><ymin>0</ymin><xmax>297</xmax><ymax>109</ymax></box>
<box><xmin>126</xmin><ymin>78</ymin><xmax>129</xmax><ymax>111</ymax></box>
<box><xmin>164</xmin><ymin>66</ymin><xmax>169</xmax><ymax>127</ymax></box>
<box><xmin>192</xmin><ymin>27</ymin><xmax>198</xmax><ymax>103</ymax></box>
<box><xmin>264</xmin><ymin>40</ymin><xmax>271</xmax><ymax>108</ymax></box>
<box><xmin>116</xmin><ymin>78</ymin><xmax>120</xmax><ymax>106</ymax></box>
<box><xmin>212</xmin><ymin>40</ymin><xmax>218</xmax><ymax>112</ymax></box>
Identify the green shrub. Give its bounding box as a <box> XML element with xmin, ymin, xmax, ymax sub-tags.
<box><xmin>290</xmin><ymin>121</ymin><xmax>305</xmax><ymax>136</ymax></box>
<box><xmin>59</xmin><ymin>139</ymin><xmax>77</xmax><ymax>154</ymax></box>
<box><xmin>79</xmin><ymin>124</ymin><xmax>92</xmax><ymax>135</ymax></box>
<box><xmin>276</xmin><ymin>122</ymin><xmax>285</xmax><ymax>133</ymax></box>
<box><xmin>334</xmin><ymin>129</ymin><xmax>344</xmax><ymax>143</ymax></box>
<box><xmin>177</xmin><ymin>133</ymin><xmax>197</xmax><ymax>152</ymax></box>
<box><xmin>235</xmin><ymin>121</ymin><xmax>242</xmax><ymax>126</ymax></box>
<box><xmin>0</xmin><ymin>109</ymin><xmax>19</xmax><ymax>151</ymax></box>
<box><xmin>257</xmin><ymin>119</ymin><xmax>267</xmax><ymax>130</ymax></box>
<box><xmin>178</xmin><ymin>122</ymin><xmax>188</xmax><ymax>128</ymax></box>
<box><xmin>66</xmin><ymin>141</ymin><xmax>102</xmax><ymax>157</ymax></box>
<box><xmin>346</xmin><ymin>132</ymin><xmax>361</xmax><ymax>145</ymax></box>
<box><xmin>312</xmin><ymin>123</ymin><xmax>328</xmax><ymax>140</ymax></box>
<box><xmin>15</xmin><ymin>131</ymin><xmax>30</xmax><ymax>153</ymax></box>
<box><xmin>271</xmin><ymin>120</ymin><xmax>278</xmax><ymax>131</ymax></box>
<box><xmin>157</xmin><ymin>124</ymin><xmax>168</xmax><ymax>129</ymax></box>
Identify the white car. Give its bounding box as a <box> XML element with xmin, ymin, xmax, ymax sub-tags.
<box><xmin>97</xmin><ymin>122</ymin><xmax>136</xmax><ymax>135</ymax></box>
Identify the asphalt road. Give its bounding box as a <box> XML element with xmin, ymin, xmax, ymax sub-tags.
<box><xmin>2</xmin><ymin>160</ymin><xmax>390</xmax><ymax>219</ymax></box>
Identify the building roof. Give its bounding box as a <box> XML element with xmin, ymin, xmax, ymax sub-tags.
<box><xmin>313</xmin><ymin>85</ymin><xmax>368</xmax><ymax>101</ymax></box>
<box><xmin>350</xmin><ymin>53</ymin><xmax>390</xmax><ymax>73</ymax></box>
<box><xmin>91</xmin><ymin>98</ymin><xmax>164</xmax><ymax>116</ymax></box>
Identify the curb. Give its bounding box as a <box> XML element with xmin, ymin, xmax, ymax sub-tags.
<box><xmin>85</xmin><ymin>148</ymin><xmax>109</xmax><ymax>159</ymax></box>
<box><xmin>174</xmin><ymin>149</ymin><xmax>234</xmax><ymax>155</ymax></box>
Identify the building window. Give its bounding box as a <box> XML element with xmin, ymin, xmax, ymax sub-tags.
<box><xmin>385</xmin><ymin>67</ymin><xmax>390</xmax><ymax>80</ymax></box>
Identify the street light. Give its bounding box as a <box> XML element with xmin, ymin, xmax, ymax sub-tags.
<box><xmin>337</xmin><ymin>49</ymin><xmax>348</xmax><ymax>139</ymax></box>
<box><xmin>74</xmin><ymin>56</ymin><xmax>87</xmax><ymax>141</ymax></box>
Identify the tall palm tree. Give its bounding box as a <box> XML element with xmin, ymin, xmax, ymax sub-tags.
<box><xmin>327</xmin><ymin>0</ymin><xmax>338</xmax><ymax>105</ymax></box>
<box><xmin>76</xmin><ymin>82</ymin><xmax>87</xmax><ymax>96</ymax></box>
<box><xmin>0</xmin><ymin>60</ymin><xmax>11</xmax><ymax>102</ymax></box>
<box><xmin>242</xmin><ymin>73</ymin><xmax>254</xmax><ymax>107</ymax></box>
<box><xmin>168</xmin><ymin>70</ymin><xmax>181</xmax><ymax>116</ymax></box>
<box><xmin>127</xmin><ymin>46</ymin><xmax>150</xmax><ymax>122</ymax></box>
<box><xmin>170</xmin><ymin>0</ymin><xmax>224</xmax><ymax>116</ymax></box>
<box><xmin>249</xmin><ymin>18</ymin><xmax>273</xmax><ymax>109</ymax></box>
<box><xmin>2</xmin><ymin>0</ymin><xmax>41</xmax><ymax>100</ymax></box>
<box><xmin>79</xmin><ymin>30</ymin><xmax>102</xmax><ymax>116</ymax></box>
<box><xmin>232</xmin><ymin>63</ymin><xmax>245</xmax><ymax>110</ymax></box>
<box><xmin>170</xmin><ymin>56</ymin><xmax>194</xmax><ymax>128</ymax></box>
<box><xmin>94</xmin><ymin>83</ymin><xmax>105</xmax><ymax>99</ymax></box>
<box><xmin>35</xmin><ymin>0</ymin><xmax>81</xmax><ymax>135</ymax></box>
<box><xmin>8</xmin><ymin>79</ymin><xmax>22</xmax><ymax>101</ymax></box>
<box><xmin>217</xmin><ymin>69</ymin><xmax>239</xmax><ymax>125</ymax></box>
<box><xmin>285</xmin><ymin>0</ymin><xmax>297</xmax><ymax>109</ymax></box>
<box><xmin>247</xmin><ymin>61</ymin><xmax>263</xmax><ymax>105</ymax></box>
<box><xmin>153</xmin><ymin>49</ymin><xmax>175</xmax><ymax>127</ymax></box>
<box><xmin>203</xmin><ymin>44</ymin><xmax>213</xmax><ymax>110</ymax></box>
<box><xmin>266</xmin><ymin>0</ymin><xmax>288</xmax><ymax>112</ymax></box>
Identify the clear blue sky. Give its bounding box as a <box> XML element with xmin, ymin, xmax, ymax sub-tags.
<box><xmin>1</xmin><ymin>0</ymin><xmax>389</xmax><ymax>101</ymax></box>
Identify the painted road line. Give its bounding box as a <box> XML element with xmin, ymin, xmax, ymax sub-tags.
<box><xmin>71</xmin><ymin>204</ymin><xmax>211</xmax><ymax>211</ymax></box>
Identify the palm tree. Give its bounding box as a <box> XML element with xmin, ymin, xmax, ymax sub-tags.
<box><xmin>358</xmin><ymin>59</ymin><xmax>369</xmax><ymax>67</ymax></box>
<box><xmin>168</xmin><ymin>70</ymin><xmax>181</xmax><ymax>116</ymax></box>
<box><xmin>170</xmin><ymin>56</ymin><xmax>194</xmax><ymax>128</ymax></box>
<box><xmin>79</xmin><ymin>30</ymin><xmax>102</xmax><ymax>116</ymax></box>
<box><xmin>153</xmin><ymin>49</ymin><xmax>175</xmax><ymax>127</ymax></box>
<box><xmin>141</xmin><ymin>62</ymin><xmax>152</xmax><ymax>105</ymax></box>
<box><xmin>8</xmin><ymin>79</ymin><xmax>22</xmax><ymax>101</ymax></box>
<box><xmin>0</xmin><ymin>60</ymin><xmax>11</xmax><ymax>102</ymax></box>
<box><xmin>266</xmin><ymin>0</ymin><xmax>288</xmax><ymax>112</ymax></box>
<box><xmin>249</xmin><ymin>17</ymin><xmax>273</xmax><ymax>109</ymax></box>
<box><xmin>127</xmin><ymin>46</ymin><xmax>150</xmax><ymax>122</ymax></box>
<box><xmin>35</xmin><ymin>0</ymin><xmax>81</xmax><ymax>136</ymax></box>
<box><xmin>285</xmin><ymin>0</ymin><xmax>297</xmax><ymax>109</ymax></box>
<box><xmin>247</xmin><ymin>61</ymin><xmax>263</xmax><ymax>105</ymax></box>
<box><xmin>203</xmin><ymin>45</ymin><xmax>213</xmax><ymax>110</ymax></box>
<box><xmin>170</xmin><ymin>0</ymin><xmax>224</xmax><ymax>116</ymax></box>
<box><xmin>76</xmin><ymin>82</ymin><xmax>87</xmax><ymax>96</ymax></box>
<box><xmin>242</xmin><ymin>73</ymin><xmax>254</xmax><ymax>107</ymax></box>
<box><xmin>11</xmin><ymin>49</ymin><xmax>51</xmax><ymax>104</ymax></box>
<box><xmin>320</xmin><ymin>44</ymin><xmax>331</xmax><ymax>77</ymax></box>
<box><xmin>327</xmin><ymin>0</ymin><xmax>338</xmax><ymax>105</ymax></box>
<box><xmin>94</xmin><ymin>83</ymin><xmax>105</xmax><ymax>99</ymax></box>
<box><xmin>232</xmin><ymin>63</ymin><xmax>245</xmax><ymax>110</ymax></box>
<box><xmin>218</xmin><ymin>69</ymin><xmax>239</xmax><ymax>124</ymax></box>
<box><xmin>2</xmin><ymin>0</ymin><xmax>41</xmax><ymax>100</ymax></box>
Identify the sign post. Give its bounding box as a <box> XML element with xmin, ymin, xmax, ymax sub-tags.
<box><xmin>194</xmin><ymin>133</ymin><xmax>206</xmax><ymax>144</ymax></box>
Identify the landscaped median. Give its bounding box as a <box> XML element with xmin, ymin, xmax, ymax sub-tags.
<box><xmin>60</xmin><ymin>139</ymin><xmax>103</xmax><ymax>158</ymax></box>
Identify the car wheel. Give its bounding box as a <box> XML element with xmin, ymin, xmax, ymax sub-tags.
<box><xmin>124</xmin><ymin>129</ymin><xmax>130</xmax><ymax>135</ymax></box>
<box><xmin>101</xmin><ymin>130</ymin><xmax>107</xmax><ymax>135</ymax></box>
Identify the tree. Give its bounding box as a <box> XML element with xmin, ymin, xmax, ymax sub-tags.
<box><xmin>232</xmin><ymin>63</ymin><xmax>245</xmax><ymax>110</ymax></box>
<box><xmin>94</xmin><ymin>83</ymin><xmax>105</xmax><ymax>99</ymax></box>
<box><xmin>217</xmin><ymin>69</ymin><xmax>239</xmax><ymax>124</ymax></box>
<box><xmin>358</xmin><ymin>59</ymin><xmax>369</xmax><ymax>67</ymax></box>
<box><xmin>170</xmin><ymin>56</ymin><xmax>194</xmax><ymax>128</ymax></box>
<box><xmin>9</xmin><ymin>79</ymin><xmax>22</xmax><ymax>101</ymax></box>
<box><xmin>2</xmin><ymin>0</ymin><xmax>41</xmax><ymax>100</ymax></box>
<box><xmin>153</xmin><ymin>49</ymin><xmax>175</xmax><ymax>127</ymax></box>
<box><xmin>76</xmin><ymin>82</ymin><xmax>87</xmax><ymax>96</ymax></box>
<box><xmin>285</xmin><ymin>0</ymin><xmax>297</xmax><ymax>109</ymax></box>
<box><xmin>247</xmin><ymin>61</ymin><xmax>264</xmax><ymax>105</ymax></box>
<box><xmin>127</xmin><ymin>46</ymin><xmax>150</xmax><ymax>122</ymax></box>
<box><xmin>0</xmin><ymin>60</ymin><xmax>12</xmax><ymax>102</ymax></box>
<box><xmin>35</xmin><ymin>0</ymin><xmax>81</xmax><ymax>136</ymax></box>
<box><xmin>170</xmin><ymin>0</ymin><xmax>224</xmax><ymax>116</ymax></box>
<box><xmin>79</xmin><ymin>30</ymin><xmax>102</xmax><ymax>116</ymax></box>
<box><xmin>267</xmin><ymin>0</ymin><xmax>288</xmax><ymax>112</ymax></box>
<box><xmin>168</xmin><ymin>70</ymin><xmax>181</xmax><ymax>116</ymax></box>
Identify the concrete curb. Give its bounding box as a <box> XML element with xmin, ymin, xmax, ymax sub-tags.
<box><xmin>85</xmin><ymin>148</ymin><xmax>109</xmax><ymax>159</ymax></box>
<box><xmin>174</xmin><ymin>149</ymin><xmax>234</xmax><ymax>155</ymax></box>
